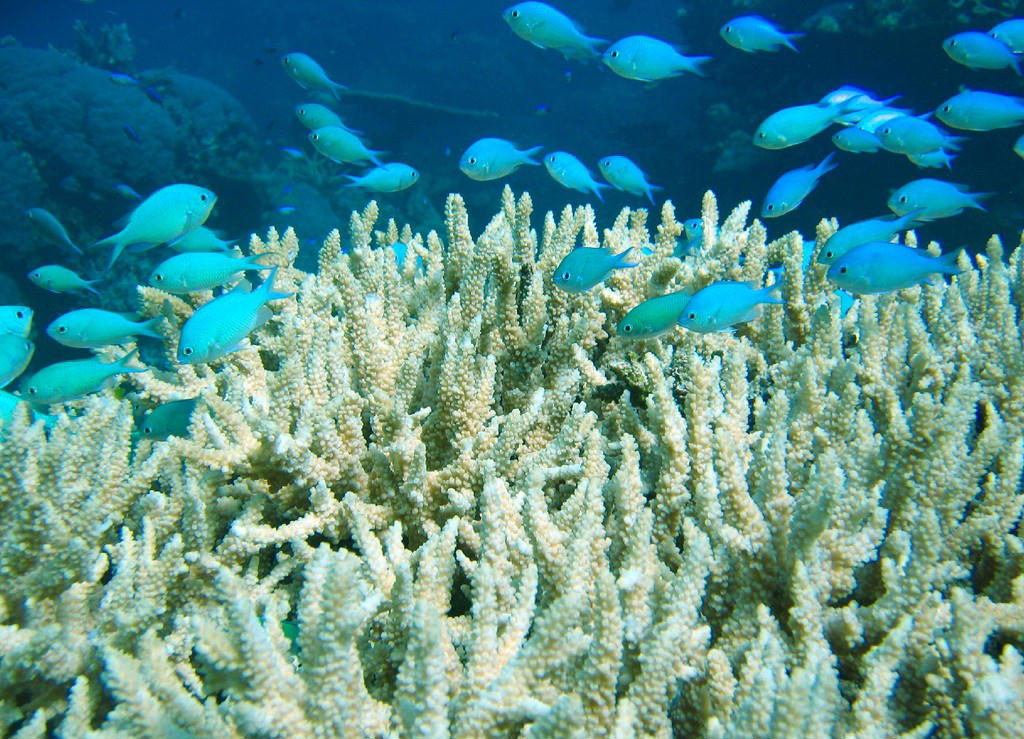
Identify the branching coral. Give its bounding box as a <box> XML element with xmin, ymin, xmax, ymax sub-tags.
<box><xmin>0</xmin><ymin>186</ymin><xmax>1021</xmax><ymax>738</ymax></box>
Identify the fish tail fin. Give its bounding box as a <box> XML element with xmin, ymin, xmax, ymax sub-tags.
<box><xmin>646</xmin><ymin>184</ymin><xmax>664</xmax><ymax>205</ymax></box>
<box><xmin>139</xmin><ymin>316</ymin><xmax>165</xmax><ymax>339</ymax></box>
<box><xmin>592</xmin><ymin>181</ymin><xmax>611</xmax><ymax>202</ymax></box>
<box><xmin>938</xmin><ymin>248</ymin><xmax>968</xmax><ymax>275</ymax></box>
<box><xmin>257</xmin><ymin>267</ymin><xmax>294</xmax><ymax>303</ymax></box>
<box><xmin>783</xmin><ymin>32</ymin><xmax>804</xmax><ymax>52</ymax></box>
<box><xmin>369</xmin><ymin>150</ymin><xmax>388</xmax><ymax>167</ymax></box>
<box><xmin>615</xmin><ymin>247</ymin><xmax>642</xmax><ymax>269</ymax></box>
<box><xmin>760</xmin><ymin>281</ymin><xmax>785</xmax><ymax>304</ymax></box>
<box><xmin>68</xmin><ymin>240</ymin><xmax>83</xmax><ymax>255</ymax></box>
<box><xmin>116</xmin><ymin>348</ymin><xmax>147</xmax><ymax>374</ymax></box>
<box><xmin>817</xmin><ymin>151</ymin><xmax>839</xmax><ymax>175</ymax></box>
<box><xmin>521</xmin><ymin>145</ymin><xmax>544</xmax><ymax>165</ymax></box>
<box><xmin>84</xmin><ymin>280</ymin><xmax>103</xmax><ymax>297</ymax></box>
<box><xmin>342</xmin><ymin>175</ymin><xmax>362</xmax><ymax>187</ymax></box>
<box><xmin>685</xmin><ymin>56</ymin><xmax>712</xmax><ymax>77</ymax></box>
<box><xmin>970</xmin><ymin>192</ymin><xmax>994</xmax><ymax>211</ymax></box>
<box><xmin>245</xmin><ymin>253</ymin><xmax>275</xmax><ymax>271</ymax></box>
<box><xmin>329</xmin><ymin>80</ymin><xmax>348</xmax><ymax>99</ymax></box>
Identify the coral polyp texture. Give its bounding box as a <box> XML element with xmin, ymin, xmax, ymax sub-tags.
<box><xmin>1</xmin><ymin>187</ymin><xmax>1022</xmax><ymax>738</ymax></box>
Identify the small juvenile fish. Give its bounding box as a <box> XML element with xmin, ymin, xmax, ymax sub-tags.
<box><xmin>294</xmin><ymin>103</ymin><xmax>360</xmax><ymax>134</ymax></box>
<box><xmin>543</xmin><ymin>151</ymin><xmax>610</xmax><ymax>201</ymax></box>
<box><xmin>602</xmin><ymin>35</ymin><xmax>710</xmax><ymax>81</ymax></box>
<box><xmin>818</xmin><ymin>210</ymin><xmax>921</xmax><ymax>265</ymax></box>
<box><xmin>875</xmin><ymin>115</ymin><xmax>962</xmax><ymax>155</ymax></box>
<box><xmin>281</xmin><ymin>52</ymin><xmax>347</xmax><ymax>98</ymax></box>
<box><xmin>46</xmin><ymin>309</ymin><xmax>162</xmax><ymax>348</ymax></box>
<box><xmin>989</xmin><ymin>19</ymin><xmax>1024</xmax><ymax>53</ymax></box>
<box><xmin>935</xmin><ymin>89</ymin><xmax>1024</xmax><ymax>131</ymax></box>
<box><xmin>280</xmin><ymin>146</ymin><xmax>305</xmax><ymax>159</ymax></box>
<box><xmin>109</xmin><ymin>72</ymin><xmax>139</xmax><ymax>85</ymax></box>
<box><xmin>28</xmin><ymin>264</ymin><xmax>101</xmax><ymax>296</ymax></box>
<box><xmin>597</xmin><ymin>156</ymin><xmax>662</xmax><ymax>204</ymax></box>
<box><xmin>552</xmin><ymin>246</ymin><xmax>639</xmax><ymax>292</ymax></box>
<box><xmin>720</xmin><ymin>15</ymin><xmax>803</xmax><ymax>53</ymax></box>
<box><xmin>388</xmin><ymin>242</ymin><xmax>425</xmax><ymax>272</ymax></box>
<box><xmin>168</xmin><ymin>226</ymin><xmax>236</xmax><ymax>253</ymax></box>
<box><xmin>761</xmin><ymin>153</ymin><xmax>837</xmax><ymax>218</ymax></box>
<box><xmin>0</xmin><ymin>306</ymin><xmax>33</xmax><ymax>338</ymax></box>
<box><xmin>345</xmin><ymin>163</ymin><xmax>420</xmax><ymax>192</ymax></box>
<box><xmin>616</xmin><ymin>290</ymin><xmax>692</xmax><ymax>338</ymax></box>
<box><xmin>502</xmin><ymin>2</ymin><xmax>606</xmax><ymax>61</ymax></box>
<box><xmin>25</xmin><ymin>350</ymin><xmax>145</xmax><ymax>405</ymax></box>
<box><xmin>178</xmin><ymin>268</ymin><xmax>292</xmax><ymax>364</ymax></box>
<box><xmin>308</xmin><ymin>126</ymin><xmax>384</xmax><ymax>165</ymax></box>
<box><xmin>820</xmin><ymin>85</ymin><xmax>899</xmax><ymax>112</ymax></box>
<box><xmin>93</xmin><ymin>184</ymin><xmax>217</xmax><ymax>268</ymax></box>
<box><xmin>755</xmin><ymin>101</ymin><xmax>849</xmax><ymax>149</ymax></box>
<box><xmin>827</xmin><ymin>242</ymin><xmax>964</xmax><ymax>294</ymax></box>
<box><xmin>0</xmin><ymin>334</ymin><xmax>34</xmax><ymax>388</ymax></box>
<box><xmin>25</xmin><ymin>208</ymin><xmax>81</xmax><ymax>254</ymax></box>
<box><xmin>678</xmin><ymin>281</ymin><xmax>783</xmax><ymax>333</ymax></box>
<box><xmin>851</xmin><ymin>106</ymin><xmax>913</xmax><ymax>134</ymax></box>
<box><xmin>149</xmin><ymin>252</ymin><xmax>272</xmax><ymax>293</ymax></box>
<box><xmin>140</xmin><ymin>398</ymin><xmax>197</xmax><ymax>439</ymax></box>
<box><xmin>887</xmin><ymin>179</ymin><xmax>990</xmax><ymax>220</ymax></box>
<box><xmin>832</xmin><ymin>127</ymin><xmax>882</xmax><ymax>153</ymax></box>
<box><xmin>943</xmin><ymin>32</ymin><xmax>1020</xmax><ymax>75</ymax></box>
<box><xmin>459</xmin><ymin>138</ymin><xmax>542</xmax><ymax>181</ymax></box>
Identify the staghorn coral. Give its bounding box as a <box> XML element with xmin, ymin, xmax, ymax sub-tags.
<box><xmin>0</xmin><ymin>186</ymin><xmax>1022</xmax><ymax>738</ymax></box>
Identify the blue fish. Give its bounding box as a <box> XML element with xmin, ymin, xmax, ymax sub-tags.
<box><xmin>552</xmin><ymin>246</ymin><xmax>639</xmax><ymax>292</ymax></box>
<box><xmin>943</xmin><ymin>32</ymin><xmax>1020</xmax><ymax>75</ymax></box>
<box><xmin>826</xmin><ymin>242</ymin><xmax>964</xmax><ymax>294</ymax></box>
<box><xmin>887</xmin><ymin>179</ymin><xmax>990</xmax><ymax>220</ymax></box>
<box><xmin>720</xmin><ymin>15</ymin><xmax>803</xmax><ymax>53</ymax></box>
<box><xmin>761</xmin><ymin>153</ymin><xmax>837</xmax><ymax>218</ymax></box>
<box><xmin>678</xmin><ymin>281</ymin><xmax>783</xmax><ymax>333</ymax></box>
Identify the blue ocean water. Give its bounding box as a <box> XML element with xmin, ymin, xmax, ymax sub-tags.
<box><xmin>1</xmin><ymin>0</ymin><xmax>1021</xmax><ymax>368</ymax></box>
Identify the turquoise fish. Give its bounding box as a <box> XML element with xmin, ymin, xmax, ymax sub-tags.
<box><xmin>597</xmin><ymin>156</ymin><xmax>662</xmax><ymax>204</ymax></box>
<box><xmin>94</xmin><ymin>184</ymin><xmax>217</xmax><ymax>268</ymax></box>
<box><xmin>887</xmin><ymin>179</ymin><xmax>990</xmax><ymax>220</ymax></box>
<box><xmin>177</xmin><ymin>268</ymin><xmax>292</xmax><ymax>364</ymax></box>
<box><xmin>28</xmin><ymin>264</ymin><xmax>100</xmax><ymax>296</ymax></box>
<box><xmin>169</xmin><ymin>226</ymin><xmax>236</xmax><ymax>253</ymax></box>
<box><xmin>762</xmin><ymin>153</ymin><xmax>837</xmax><ymax>218</ymax></box>
<box><xmin>281</xmin><ymin>52</ymin><xmax>346</xmax><ymax>98</ymax></box>
<box><xmin>25</xmin><ymin>349</ymin><xmax>145</xmax><ymax>405</ymax></box>
<box><xmin>46</xmin><ymin>309</ymin><xmax>163</xmax><ymax>348</ymax></box>
<box><xmin>0</xmin><ymin>334</ymin><xmax>33</xmax><ymax>388</ymax></box>
<box><xmin>989</xmin><ymin>19</ymin><xmax>1024</xmax><ymax>53</ymax></box>
<box><xmin>345</xmin><ymin>163</ymin><xmax>419</xmax><ymax>192</ymax></box>
<box><xmin>294</xmin><ymin>103</ymin><xmax>360</xmax><ymax>133</ymax></box>
<box><xmin>935</xmin><ymin>89</ymin><xmax>1024</xmax><ymax>131</ymax></box>
<box><xmin>544</xmin><ymin>151</ymin><xmax>609</xmax><ymax>201</ymax></box>
<box><xmin>26</xmin><ymin>208</ymin><xmax>81</xmax><ymax>254</ymax></box>
<box><xmin>502</xmin><ymin>2</ymin><xmax>606</xmax><ymax>60</ymax></box>
<box><xmin>755</xmin><ymin>101</ymin><xmax>850</xmax><ymax>149</ymax></box>
<box><xmin>678</xmin><ymin>281</ymin><xmax>783</xmax><ymax>333</ymax></box>
<box><xmin>0</xmin><ymin>306</ymin><xmax>33</xmax><ymax>338</ymax></box>
<box><xmin>818</xmin><ymin>210</ymin><xmax>921</xmax><ymax>265</ymax></box>
<box><xmin>141</xmin><ymin>398</ymin><xmax>198</xmax><ymax>439</ymax></box>
<box><xmin>602</xmin><ymin>35</ymin><xmax>710</xmax><ymax>80</ymax></box>
<box><xmin>827</xmin><ymin>242</ymin><xmax>964</xmax><ymax>294</ymax></box>
<box><xmin>720</xmin><ymin>16</ymin><xmax>803</xmax><ymax>53</ymax></box>
<box><xmin>149</xmin><ymin>252</ymin><xmax>272</xmax><ymax>293</ymax></box>
<box><xmin>617</xmin><ymin>290</ymin><xmax>692</xmax><ymax>338</ymax></box>
<box><xmin>309</xmin><ymin>126</ymin><xmax>384</xmax><ymax>166</ymax></box>
<box><xmin>943</xmin><ymin>32</ymin><xmax>1020</xmax><ymax>74</ymax></box>
<box><xmin>552</xmin><ymin>246</ymin><xmax>639</xmax><ymax>292</ymax></box>
<box><xmin>459</xmin><ymin>138</ymin><xmax>542</xmax><ymax>181</ymax></box>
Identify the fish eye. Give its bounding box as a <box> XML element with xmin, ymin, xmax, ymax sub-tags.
<box><xmin>560</xmin><ymin>270</ymin><xmax>570</xmax><ymax>281</ymax></box>
<box><xmin>949</xmin><ymin>39</ymin><xmax>957</xmax><ymax>46</ymax></box>
<box><xmin>766</xmin><ymin>204</ymin><xmax>774</xmax><ymax>211</ymax></box>
<box><xmin>881</xmin><ymin>127</ymin><xmax>890</xmax><ymax>134</ymax></box>
<box><xmin>548</xmin><ymin>155</ymin><xmax>556</xmax><ymax>162</ymax></box>
<box><xmin>899</xmin><ymin>195</ymin><xmax>907</xmax><ymax>203</ymax></box>
<box><xmin>468</xmin><ymin>157</ymin><xmax>476</xmax><ymax>164</ymax></box>
<box><xmin>758</xmin><ymin>132</ymin><xmax>766</xmax><ymax>139</ymax></box>
<box><xmin>725</xmin><ymin>26</ymin><xmax>731</xmax><ymax>32</ymax></box>
<box><xmin>688</xmin><ymin>313</ymin><xmax>696</xmax><ymax>320</ymax></box>
<box><xmin>511</xmin><ymin>10</ymin><xmax>519</xmax><ymax>17</ymax></box>
<box><xmin>622</xmin><ymin>324</ymin><xmax>632</xmax><ymax>333</ymax></box>
<box><xmin>57</xmin><ymin>326</ymin><xmax>66</xmax><ymax>334</ymax></box>
<box><xmin>942</xmin><ymin>105</ymin><xmax>950</xmax><ymax>112</ymax></box>
<box><xmin>839</xmin><ymin>267</ymin><xmax>847</xmax><ymax>274</ymax></box>
<box><xmin>15</xmin><ymin>311</ymin><xmax>23</xmax><ymax>318</ymax></box>
<box><xmin>602</xmin><ymin>159</ymin><xmax>610</xmax><ymax>166</ymax></box>
<box><xmin>610</xmin><ymin>50</ymin><xmax>619</xmax><ymax>57</ymax></box>
<box><xmin>825</xmin><ymin>250</ymin><xmax>833</xmax><ymax>258</ymax></box>
<box><xmin>27</xmin><ymin>387</ymin><xmax>36</xmax><ymax>395</ymax></box>
<box><xmin>182</xmin><ymin>346</ymin><xmax>193</xmax><ymax>356</ymax></box>
<box><xmin>31</xmin><ymin>272</ymin><xmax>39</xmax><ymax>279</ymax></box>
<box><xmin>154</xmin><ymin>273</ymin><xmax>163</xmax><ymax>281</ymax></box>
<box><xmin>312</xmin><ymin>133</ymin><xmax>319</xmax><ymax>140</ymax></box>
<box><xmin>200</xmin><ymin>193</ymin><xmax>208</xmax><ymax>201</ymax></box>
<box><xmin>143</xmin><ymin>425</ymin><xmax>153</xmax><ymax>434</ymax></box>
